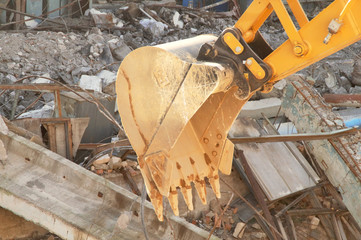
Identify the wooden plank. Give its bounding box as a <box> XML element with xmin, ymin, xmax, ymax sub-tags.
<box><xmin>286</xmin><ymin>208</ymin><xmax>347</xmax><ymax>216</ymax></box>
<box><xmin>237</xmin><ymin>150</ymin><xmax>280</xmax><ymax>240</ymax></box>
<box><xmin>70</xmin><ymin>118</ymin><xmax>89</xmax><ymax>157</ymax></box>
<box><xmin>0</xmin><ymin>84</ymin><xmax>82</xmax><ymax>92</ymax></box>
<box><xmin>341</xmin><ymin>216</ymin><xmax>361</xmax><ymax>239</ymax></box>
<box><xmin>337</xmin><ymin>217</ymin><xmax>348</xmax><ymax>240</ymax></box>
<box><xmin>276</xmin><ymin>217</ymin><xmax>289</xmax><ymax>240</ymax></box>
<box><xmin>54</xmin><ymin>90</ymin><xmax>62</xmax><ymax>118</ymax></box>
<box><xmin>256</xmin><ymin>215</ymin><xmax>279</xmax><ymax>240</ymax></box>
<box><xmin>66</xmin><ymin>120</ymin><xmax>73</xmax><ymax>160</ymax></box>
<box><xmin>285</xmin><ymin>214</ymin><xmax>297</xmax><ymax>240</ymax></box>
<box><xmin>0</xmin><ymin>0</ymin><xmax>10</xmax><ymax>8</ymax></box>
<box><xmin>15</xmin><ymin>0</ymin><xmax>21</xmax><ymax>29</ymax></box>
<box><xmin>230</xmin><ymin>117</ymin><xmax>319</xmax><ymax>200</ymax></box>
<box><xmin>275</xmin><ymin>191</ymin><xmax>309</xmax><ymax>217</ymax></box>
<box><xmin>331</xmin><ymin>214</ymin><xmax>342</xmax><ymax>240</ymax></box>
<box><xmin>309</xmin><ymin>191</ymin><xmax>336</xmax><ymax>240</ymax></box>
<box><xmin>46</xmin><ymin>124</ymin><xmax>57</xmax><ymax>153</ymax></box>
<box><xmin>0</xmin><ymin>0</ymin><xmax>10</xmax><ymax>24</ymax></box>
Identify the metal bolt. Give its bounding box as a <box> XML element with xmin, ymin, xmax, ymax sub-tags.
<box><xmin>203</xmin><ymin>138</ymin><xmax>209</xmax><ymax>144</ymax></box>
<box><xmin>246</xmin><ymin>58</ymin><xmax>252</xmax><ymax>65</ymax></box>
<box><xmin>217</xmin><ymin>134</ymin><xmax>222</xmax><ymax>139</ymax></box>
<box><xmin>212</xmin><ymin>151</ymin><xmax>217</xmax><ymax>156</ymax></box>
<box><xmin>294</xmin><ymin>45</ymin><xmax>303</xmax><ymax>55</ymax></box>
<box><xmin>235</xmin><ymin>46</ymin><xmax>242</xmax><ymax>53</ymax></box>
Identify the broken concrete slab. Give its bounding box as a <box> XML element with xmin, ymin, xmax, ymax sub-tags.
<box><xmin>0</xmin><ymin>207</ymin><xmax>48</xmax><ymax>239</ymax></box>
<box><xmin>139</xmin><ymin>18</ymin><xmax>167</xmax><ymax>37</ymax></box>
<box><xmin>87</xmin><ymin>8</ymin><xmax>117</xmax><ymax>28</ymax></box>
<box><xmin>233</xmin><ymin>222</ymin><xmax>246</xmax><ymax>238</ymax></box>
<box><xmin>2</xmin><ymin>118</ymin><xmax>44</xmax><ymax>146</ymax></box>
<box><xmin>172</xmin><ymin>11</ymin><xmax>184</xmax><ymax>28</ymax></box>
<box><xmin>108</xmin><ymin>39</ymin><xmax>132</xmax><ymax>61</ymax></box>
<box><xmin>0</xmin><ymin>130</ymin><xmax>220</xmax><ymax>240</ymax></box>
<box><xmin>97</xmin><ymin>70</ymin><xmax>117</xmax><ymax>95</ymax></box>
<box><xmin>79</xmin><ymin>75</ymin><xmax>102</xmax><ymax>92</ymax></box>
<box><xmin>281</xmin><ymin>76</ymin><xmax>361</xmax><ymax>227</ymax></box>
<box><xmin>97</xmin><ymin>70</ymin><xmax>116</xmax><ymax>83</ymax></box>
<box><xmin>32</xmin><ymin>73</ymin><xmax>52</xmax><ymax>84</ymax></box>
<box><xmin>238</xmin><ymin>97</ymin><xmax>281</xmax><ymax>119</ymax></box>
<box><xmin>18</xmin><ymin>103</ymin><xmax>54</xmax><ymax>119</ymax></box>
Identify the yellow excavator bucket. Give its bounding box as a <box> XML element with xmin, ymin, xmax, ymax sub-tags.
<box><xmin>116</xmin><ymin>35</ymin><xmax>250</xmax><ymax>220</ymax></box>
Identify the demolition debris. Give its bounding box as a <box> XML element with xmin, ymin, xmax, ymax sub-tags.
<box><xmin>0</xmin><ymin>1</ymin><xmax>361</xmax><ymax>240</ymax></box>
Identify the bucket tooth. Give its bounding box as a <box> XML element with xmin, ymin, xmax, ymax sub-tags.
<box><xmin>194</xmin><ymin>180</ymin><xmax>207</xmax><ymax>205</ymax></box>
<box><xmin>139</xmin><ymin>158</ymin><xmax>165</xmax><ymax>216</ymax></box>
<box><xmin>175</xmin><ymin>161</ymin><xmax>194</xmax><ymax>210</ymax></box>
<box><xmin>209</xmin><ymin>174</ymin><xmax>221</xmax><ymax>198</ymax></box>
<box><xmin>168</xmin><ymin>187</ymin><xmax>179</xmax><ymax>216</ymax></box>
<box><xmin>145</xmin><ymin>152</ymin><xmax>173</xmax><ymax>197</ymax></box>
<box><xmin>149</xmin><ymin>187</ymin><xmax>164</xmax><ymax>221</ymax></box>
<box><xmin>180</xmin><ymin>184</ymin><xmax>193</xmax><ymax>211</ymax></box>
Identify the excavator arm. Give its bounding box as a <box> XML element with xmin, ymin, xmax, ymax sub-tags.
<box><xmin>116</xmin><ymin>0</ymin><xmax>361</xmax><ymax>220</ymax></box>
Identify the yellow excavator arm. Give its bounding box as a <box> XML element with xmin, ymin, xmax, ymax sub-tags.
<box><xmin>116</xmin><ymin>0</ymin><xmax>361</xmax><ymax>220</ymax></box>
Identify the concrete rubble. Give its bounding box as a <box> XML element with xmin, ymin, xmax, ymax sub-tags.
<box><xmin>0</xmin><ymin>1</ymin><xmax>361</xmax><ymax>240</ymax></box>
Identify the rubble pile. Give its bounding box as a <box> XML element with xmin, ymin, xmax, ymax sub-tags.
<box><xmin>0</xmin><ymin>4</ymin><xmax>235</xmax><ymax>119</ymax></box>
<box><xmin>1</xmin><ymin>2</ymin><xmax>361</xmax><ymax>119</ymax></box>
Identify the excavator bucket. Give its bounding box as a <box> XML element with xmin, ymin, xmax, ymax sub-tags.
<box><xmin>116</xmin><ymin>35</ymin><xmax>251</xmax><ymax>220</ymax></box>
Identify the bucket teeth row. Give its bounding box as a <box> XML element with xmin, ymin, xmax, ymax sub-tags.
<box><xmin>138</xmin><ymin>121</ymin><xmax>237</xmax><ymax>221</ymax></box>
<box><xmin>141</xmin><ymin>151</ymin><xmax>228</xmax><ymax>221</ymax></box>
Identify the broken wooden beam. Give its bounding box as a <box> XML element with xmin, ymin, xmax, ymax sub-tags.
<box><xmin>309</xmin><ymin>191</ymin><xmax>336</xmax><ymax>240</ymax></box>
<box><xmin>275</xmin><ymin>192</ymin><xmax>310</xmax><ymax>218</ymax></box>
<box><xmin>285</xmin><ymin>214</ymin><xmax>297</xmax><ymax>240</ymax></box>
<box><xmin>201</xmin><ymin>0</ymin><xmax>230</xmax><ymax>10</ymax></box>
<box><xmin>0</xmin><ymin>83</ymin><xmax>83</xmax><ymax>92</ymax></box>
<box><xmin>275</xmin><ymin>217</ymin><xmax>289</xmax><ymax>240</ymax></box>
<box><xmin>331</xmin><ymin>214</ymin><xmax>343</xmax><ymax>240</ymax></box>
<box><xmin>120</xmin><ymin>167</ymin><xmax>141</xmax><ymax>196</ymax></box>
<box><xmin>340</xmin><ymin>216</ymin><xmax>361</xmax><ymax>239</ymax></box>
<box><xmin>78</xmin><ymin>139</ymin><xmax>131</xmax><ymax>155</ymax></box>
<box><xmin>286</xmin><ymin>208</ymin><xmax>347</xmax><ymax>216</ymax></box>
